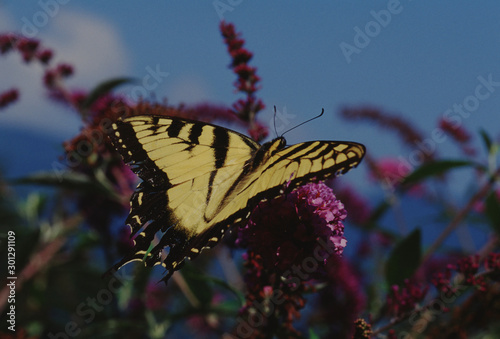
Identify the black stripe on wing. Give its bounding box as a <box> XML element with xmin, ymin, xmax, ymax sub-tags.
<box><xmin>109</xmin><ymin>120</ymin><xmax>186</xmax><ymax>273</ymax></box>
<box><xmin>166</xmin><ymin>119</ymin><xmax>183</xmax><ymax>138</ymax></box>
<box><xmin>110</xmin><ymin>120</ymin><xmax>171</xmax><ymax>188</ymax></box>
<box><xmin>188</xmin><ymin>122</ymin><xmax>204</xmax><ymax>145</ymax></box>
<box><xmin>237</xmin><ymin>139</ymin><xmax>365</xmax><ymax>206</ymax></box>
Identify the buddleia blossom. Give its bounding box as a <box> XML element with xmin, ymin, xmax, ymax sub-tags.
<box><xmin>0</xmin><ymin>33</ymin><xmax>52</xmax><ymax>63</ymax></box>
<box><xmin>366</xmin><ymin>156</ymin><xmax>425</xmax><ymax>195</ymax></box>
<box><xmin>438</xmin><ymin>117</ymin><xmax>471</xmax><ymax>143</ymax></box>
<box><xmin>431</xmin><ymin>264</ymin><xmax>456</xmax><ymax>300</ymax></box>
<box><xmin>234</xmin><ymin>182</ymin><xmax>349</xmax><ymax>337</ymax></box>
<box><xmin>430</xmin><ymin>254</ymin><xmax>497</xmax><ymax>297</ymax></box>
<box><xmin>237</xmin><ymin>182</ymin><xmax>347</xmax><ymax>270</ymax></box>
<box><xmin>485</xmin><ymin>252</ymin><xmax>500</xmax><ymax>281</ymax></box>
<box><xmin>44</xmin><ymin>63</ymin><xmax>74</xmax><ymax>89</ymax></box>
<box><xmin>0</xmin><ymin>33</ymin><xmax>54</xmax><ymax>110</ymax></box>
<box><xmin>220</xmin><ymin>21</ymin><xmax>267</xmax><ymax>141</ymax></box>
<box><xmin>424</xmin><ymin>253</ymin><xmax>500</xmax><ymax>337</ymax></box>
<box><xmin>315</xmin><ymin>256</ymin><xmax>366</xmax><ymax>338</ymax></box>
<box><xmin>0</xmin><ymin>89</ymin><xmax>18</xmax><ymax>109</ymax></box>
<box><xmin>367</xmin><ymin>157</ymin><xmax>409</xmax><ymax>187</ymax></box>
<box><xmin>385</xmin><ymin>279</ymin><xmax>429</xmax><ymax>317</ymax></box>
<box><xmin>438</xmin><ymin>117</ymin><xmax>475</xmax><ymax>155</ymax></box>
<box><xmin>341</xmin><ymin>106</ymin><xmax>433</xmax><ymax>162</ymax></box>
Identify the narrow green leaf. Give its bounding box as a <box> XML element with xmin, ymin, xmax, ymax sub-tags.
<box><xmin>14</xmin><ymin>171</ymin><xmax>92</xmax><ymax>187</ymax></box>
<box><xmin>12</xmin><ymin>171</ymin><xmax>120</xmax><ymax>201</ymax></box>
<box><xmin>485</xmin><ymin>192</ymin><xmax>500</xmax><ymax>234</ymax></box>
<box><xmin>181</xmin><ymin>264</ymin><xmax>214</xmax><ymax>307</ymax></box>
<box><xmin>479</xmin><ymin>129</ymin><xmax>493</xmax><ymax>154</ymax></box>
<box><xmin>81</xmin><ymin>77</ymin><xmax>135</xmax><ymax>110</ymax></box>
<box><xmin>199</xmin><ymin>275</ymin><xmax>245</xmax><ymax>306</ymax></box>
<box><xmin>309</xmin><ymin>328</ymin><xmax>320</xmax><ymax>339</ymax></box>
<box><xmin>366</xmin><ymin>201</ymin><xmax>390</xmax><ymax>227</ymax></box>
<box><xmin>401</xmin><ymin>160</ymin><xmax>479</xmax><ymax>186</ymax></box>
<box><xmin>181</xmin><ymin>266</ymin><xmax>246</xmax><ymax>306</ymax></box>
<box><xmin>385</xmin><ymin>228</ymin><xmax>421</xmax><ymax>286</ymax></box>
<box><xmin>23</xmin><ymin>192</ymin><xmax>47</xmax><ymax>226</ymax></box>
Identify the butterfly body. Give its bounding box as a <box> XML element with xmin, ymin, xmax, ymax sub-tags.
<box><xmin>109</xmin><ymin>115</ymin><xmax>365</xmax><ymax>282</ymax></box>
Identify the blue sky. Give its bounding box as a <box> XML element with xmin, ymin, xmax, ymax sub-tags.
<box><xmin>1</xmin><ymin>1</ymin><xmax>499</xmax><ymax>193</ymax></box>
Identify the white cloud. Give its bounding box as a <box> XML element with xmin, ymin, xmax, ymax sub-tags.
<box><xmin>44</xmin><ymin>11</ymin><xmax>130</xmax><ymax>87</ymax></box>
<box><xmin>0</xmin><ymin>9</ymin><xmax>130</xmax><ymax>137</ymax></box>
<box><xmin>167</xmin><ymin>74</ymin><xmax>212</xmax><ymax>105</ymax></box>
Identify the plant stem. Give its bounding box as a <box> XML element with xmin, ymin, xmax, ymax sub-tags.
<box><xmin>422</xmin><ymin>168</ymin><xmax>500</xmax><ymax>265</ymax></box>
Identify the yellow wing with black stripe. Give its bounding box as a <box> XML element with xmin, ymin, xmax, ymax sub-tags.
<box><xmin>109</xmin><ymin>115</ymin><xmax>365</xmax><ymax>282</ymax></box>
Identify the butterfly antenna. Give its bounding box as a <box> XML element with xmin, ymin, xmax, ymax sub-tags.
<box><xmin>281</xmin><ymin>108</ymin><xmax>325</xmax><ymax>137</ymax></box>
<box><xmin>273</xmin><ymin>105</ymin><xmax>279</xmax><ymax>138</ymax></box>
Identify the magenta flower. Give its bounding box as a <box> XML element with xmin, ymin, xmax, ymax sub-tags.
<box><xmin>16</xmin><ymin>37</ymin><xmax>39</xmax><ymax>62</ymax></box>
<box><xmin>238</xmin><ymin>182</ymin><xmax>347</xmax><ymax>273</ymax></box>
<box><xmin>341</xmin><ymin>106</ymin><xmax>428</xmax><ymax>155</ymax></box>
<box><xmin>316</xmin><ymin>256</ymin><xmax>366</xmax><ymax>338</ymax></box>
<box><xmin>220</xmin><ymin>21</ymin><xmax>267</xmax><ymax>141</ymax></box>
<box><xmin>368</xmin><ymin>157</ymin><xmax>409</xmax><ymax>186</ymax></box>
<box><xmin>0</xmin><ymin>33</ymin><xmax>16</xmax><ymax>53</ymax></box>
<box><xmin>454</xmin><ymin>255</ymin><xmax>487</xmax><ymax>291</ymax></box>
<box><xmin>369</xmin><ymin>157</ymin><xmax>425</xmax><ymax>195</ymax></box>
<box><xmin>438</xmin><ymin>117</ymin><xmax>471</xmax><ymax>143</ymax></box>
<box><xmin>36</xmin><ymin>49</ymin><xmax>53</xmax><ymax>64</ymax></box>
<box><xmin>485</xmin><ymin>252</ymin><xmax>500</xmax><ymax>281</ymax></box>
<box><xmin>438</xmin><ymin>117</ymin><xmax>475</xmax><ymax>155</ymax></box>
<box><xmin>0</xmin><ymin>33</ymin><xmax>53</xmax><ymax>64</ymax></box>
<box><xmin>386</xmin><ymin>279</ymin><xmax>429</xmax><ymax>317</ymax></box>
<box><xmin>0</xmin><ymin>89</ymin><xmax>19</xmax><ymax>109</ymax></box>
<box><xmin>44</xmin><ymin>63</ymin><xmax>74</xmax><ymax>89</ymax></box>
<box><xmin>431</xmin><ymin>265</ymin><xmax>456</xmax><ymax>300</ymax></box>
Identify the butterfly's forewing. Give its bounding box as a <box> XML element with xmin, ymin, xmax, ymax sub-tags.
<box><xmin>248</xmin><ymin>139</ymin><xmax>365</xmax><ymax>197</ymax></box>
<box><xmin>109</xmin><ymin>116</ymin><xmax>261</xmax><ymax>281</ymax></box>
<box><xmin>209</xmin><ymin>138</ymin><xmax>365</xmax><ymax>230</ymax></box>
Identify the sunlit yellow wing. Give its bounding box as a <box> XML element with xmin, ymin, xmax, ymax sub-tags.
<box><xmin>108</xmin><ymin>115</ymin><xmax>365</xmax><ymax>282</ymax></box>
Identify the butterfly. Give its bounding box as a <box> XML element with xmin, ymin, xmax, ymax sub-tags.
<box><xmin>108</xmin><ymin>114</ymin><xmax>365</xmax><ymax>282</ymax></box>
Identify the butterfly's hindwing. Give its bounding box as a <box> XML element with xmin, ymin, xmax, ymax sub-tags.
<box><xmin>109</xmin><ymin>115</ymin><xmax>365</xmax><ymax>283</ymax></box>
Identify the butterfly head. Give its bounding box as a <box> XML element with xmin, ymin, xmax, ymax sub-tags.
<box><xmin>269</xmin><ymin>137</ymin><xmax>287</xmax><ymax>153</ymax></box>
<box><xmin>251</xmin><ymin>137</ymin><xmax>286</xmax><ymax>169</ymax></box>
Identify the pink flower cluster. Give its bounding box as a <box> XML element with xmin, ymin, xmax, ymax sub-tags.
<box><xmin>431</xmin><ymin>254</ymin><xmax>500</xmax><ymax>297</ymax></box>
<box><xmin>220</xmin><ymin>21</ymin><xmax>267</xmax><ymax>141</ymax></box>
<box><xmin>386</xmin><ymin>279</ymin><xmax>429</xmax><ymax>317</ymax></box>
<box><xmin>0</xmin><ymin>33</ymin><xmax>52</xmax><ymax>63</ymax></box>
<box><xmin>238</xmin><ymin>182</ymin><xmax>347</xmax><ymax>273</ymax></box>
<box><xmin>235</xmin><ymin>182</ymin><xmax>349</xmax><ymax>336</ymax></box>
<box><xmin>0</xmin><ymin>89</ymin><xmax>18</xmax><ymax>109</ymax></box>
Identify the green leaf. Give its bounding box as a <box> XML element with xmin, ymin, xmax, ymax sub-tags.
<box><xmin>401</xmin><ymin>160</ymin><xmax>480</xmax><ymax>186</ymax></box>
<box><xmin>23</xmin><ymin>192</ymin><xmax>47</xmax><ymax>226</ymax></box>
<box><xmin>197</xmin><ymin>275</ymin><xmax>245</xmax><ymax>306</ymax></box>
<box><xmin>385</xmin><ymin>228</ymin><xmax>421</xmax><ymax>286</ymax></box>
<box><xmin>480</xmin><ymin>129</ymin><xmax>493</xmax><ymax>154</ymax></box>
<box><xmin>485</xmin><ymin>192</ymin><xmax>500</xmax><ymax>234</ymax></box>
<box><xmin>309</xmin><ymin>328</ymin><xmax>320</xmax><ymax>339</ymax></box>
<box><xmin>181</xmin><ymin>265</ymin><xmax>245</xmax><ymax>307</ymax></box>
<box><xmin>181</xmin><ymin>263</ymin><xmax>214</xmax><ymax>307</ymax></box>
<box><xmin>366</xmin><ymin>201</ymin><xmax>390</xmax><ymax>228</ymax></box>
<box><xmin>12</xmin><ymin>171</ymin><xmax>122</xmax><ymax>202</ymax></box>
<box><xmin>81</xmin><ymin>77</ymin><xmax>135</xmax><ymax>110</ymax></box>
